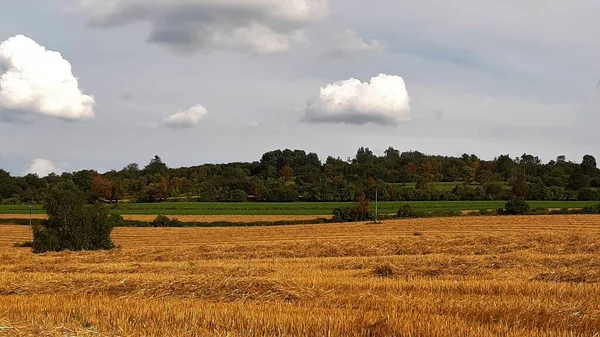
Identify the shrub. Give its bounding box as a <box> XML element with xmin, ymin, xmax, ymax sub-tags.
<box><xmin>528</xmin><ymin>208</ymin><xmax>550</xmax><ymax>215</ymax></box>
<box><xmin>332</xmin><ymin>197</ymin><xmax>372</xmax><ymax>223</ymax></box>
<box><xmin>503</xmin><ymin>197</ymin><xmax>530</xmax><ymax>215</ymax></box>
<box><xmin>581</xmin><ymin>204</ymin><xmax>600</xmax><ymax>214</ymax></box>
<box><xmin>151</xmin><ymin>215</ymin><xmax>182</xmax><ymax>227</ymax></box>
<box><xmin>33</xmin><ymin>183</ymin><xmax>115</xmax><ymax>253</ymax></box>
<box><xmin>397</xmin><ymin>204</ymin><xmax>418</xmax><ymax>218</ymax></box>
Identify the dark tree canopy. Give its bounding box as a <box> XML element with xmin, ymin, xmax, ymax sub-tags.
<box><xmin>2</xmin><ymin>150</ymin><xmax>600</xmax><ymax>205</ymax></box>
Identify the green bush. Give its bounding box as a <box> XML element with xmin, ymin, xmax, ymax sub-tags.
<box><xmin>528</xmin><ymin>208</ymin><xmax>550</xmax><ymax>215</ymax></box>
<box><xmin>151</xmin><ymin>215</ymin><xmax>182</xmax><ymax>227</ymax></box>
<box><xmin>332</xmin><ymin>197</ymin><xmax>372</xmax><ymax>223</ymax></box>
<box><xmin>479</xmin><ymin>209</ymin><xmax>492</xmax><ymax>216</ymax></box>
<box><xmin>581</xmin><ymin>204</ymin><xmax>600</xmax><ymax>214</ymax></box>
<box><xmin>396</xmin><ymin>204</ymin><xmax>418</xmax><ymax>218</ymax></box>
<box><xmin>503</xmin><ymin>197</ymin><xmax>530</xmax><ymax>215</ymax></box>
<box><xmin>32</xmin><ymin>183</ymin><xmax>116</xmax><ymax>253</ymax></box>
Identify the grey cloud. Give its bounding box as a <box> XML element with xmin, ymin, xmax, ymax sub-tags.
<box><xmin>74</xmin><ymin>0</ymin><xmax>329</xmax><ymax>54</ymax></box>
<box><xmin>323</xmin><ymin>29</ymin><xmax>383</xmax><ymax>59</ymax></box>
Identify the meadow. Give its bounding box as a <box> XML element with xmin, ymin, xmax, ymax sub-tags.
<box><xmin>1</xmin><ymin>215</ymin><xmax>600</xmax><ymax>336</ymax></box>
<box><xmin>1</xmin><ymin>200</ymin><xmax>597</xmax><ymax>216</ymax></box>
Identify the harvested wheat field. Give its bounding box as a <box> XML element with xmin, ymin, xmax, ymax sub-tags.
<box><xmin>1</xmin><ymin>215</ymin><xmax>600</xmax><ymax>336</ymax></box>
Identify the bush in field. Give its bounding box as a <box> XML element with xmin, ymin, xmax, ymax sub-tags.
<box><xmin>503</xmin><ymin>197</ymin><xmax>530</xmax><ymax>215</ymax></box>
<box><xmin>33</xmin><ymin>183</ymin><xmax>115</xmax><ymax>253</ymax></box>
<box><xmin>151</xmin><ymin>215</ymin><xmax>182</xmax><ymax>227</ymax></box>
<box><xmin>332</xmin><ymin>196</ymin><xmax>372</xmax><ymax>223</ymax></box>
<box><xmin>581</xmin><ymin>204</ymin><xmax>600</xmax><ymax>214</ymax></box>
<box><xmin>396</xmin><ymin>204</ymin><xmax>418</xmax><ymax>218</ymax></box>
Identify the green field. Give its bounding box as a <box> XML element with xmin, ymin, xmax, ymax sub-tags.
<box><xmin>1</xmin><ymin>201</ymin><xmax>597</xmax><ymax>216</ymax></box>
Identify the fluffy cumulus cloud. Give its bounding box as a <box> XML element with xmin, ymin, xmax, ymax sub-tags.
<box><xmin>325</xmin><ymin>29</ymin><xmax>384</xmax><ymax>58</ymax></box>
<box><xmin>0</xmin><ymin>35</ymin><xmax>95</xmax><ymax>121</ymax></box>
<box><xmin>164</xmin><ymin>104</ymin><xmax>207</xmax><ymax>128</ymax></box>
<box><xmin>74</xmin><ymin>0</ymin><xmax>329</xmax><ymax>54</ymax></box>
<box><xmin>25</xmin><ymin>158</ymin><xmax>59</xmax><ymax>177</ymax></box>
<box><xmin>303</xmin><ymin>74</ymin><xmax>411</xmax><ymax>126</ymax></box>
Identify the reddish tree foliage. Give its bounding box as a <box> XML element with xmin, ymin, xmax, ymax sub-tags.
<box><xmin>279</xmin><ymin>165</ymin><xmax>294</xmax><ymax>181</ymax></box>
<box><xmin>90</xmin><ymin>174</ymin><xmax>112</xmax><ymax>201</ymax></box>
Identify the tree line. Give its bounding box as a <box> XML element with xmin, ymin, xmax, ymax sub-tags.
<box><xmin>1</xmin><ymin>148</ymin><xmax>599</xmax><ymax>204</ymax></box>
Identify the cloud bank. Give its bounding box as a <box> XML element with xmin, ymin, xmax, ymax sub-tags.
<box><xmin>325</xmin><ymin>29</ymin><xmax>384</xmax><ymax>58</ymax></box>
<box><xmin>164</xmin><ymin>104</ymin><xmax>207</xmax><ymax>128</ymax></box>
<box><xmin>25</xmin><ymin>158</ymin><xmax>58</xmax><ymax>177</ymax></box>
<box><xmin>74</xmin><ymin>0</ymin><xmax>329</xmax><ymax>54</ymax></box>
<box><xmin>303</xmin><ymin>74</ymin><xmax>411</xmax><ymax>126</ymax></box>
<box><xmin>0</xmin><ymin>35</ymin><xmax>95</xmax><ymax>121</ymax></box>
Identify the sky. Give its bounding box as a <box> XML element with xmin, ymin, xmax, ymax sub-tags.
<box><xmin>1</xmin><ymin>0</ymin><xmax>599</xmax><ymax>176</ymax></box>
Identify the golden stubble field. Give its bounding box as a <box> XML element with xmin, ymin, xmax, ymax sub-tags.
<box><xmin>1</xmin><ymin>215</ymin><xmax>600</xmax><ymax>336</ymax></box>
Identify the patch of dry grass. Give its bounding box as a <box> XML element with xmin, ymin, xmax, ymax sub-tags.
<box><xmin>1</xmin><ymin>215</ymin><xmax>600</xmax><ymax>336</ymax></box>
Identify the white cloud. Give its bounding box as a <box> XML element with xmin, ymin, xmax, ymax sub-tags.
<box><xmin>74</xmin><ymin>0</ymin><xmax>329</xmax><ymax>54</ymax></box>
<box><xmin>164</xmin><ymin>104</ymin><xmax>207</xmax><ymax>128</ymax></box>
<box><xmin>247</xmin><ymin>120</ymin><xmax>259</xmax><ymax>129</ymax></box>
<box><xmin>0</xmin><ymin>35</ymin><xmax>95</xmax><ymax>121</ymax></box>
<box><xmin>303</xmin><ymin>74</ymin><xmax>412</xmax><ymax>126</ymax></box>
<box><xmin>25</xmin><ymin>158</ymin><xmax>59</xmax><ymax>177</ymax></box>
<box><xmin>325</xmin><ymin>29</ymin><xmax>384</xmax><ymax>58</ymax></box>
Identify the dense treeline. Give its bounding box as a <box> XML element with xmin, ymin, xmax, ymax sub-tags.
<box><xmin>1</xmin><ymin>148</ymin><xmax>599</xmax><ymax>204</ymax></box>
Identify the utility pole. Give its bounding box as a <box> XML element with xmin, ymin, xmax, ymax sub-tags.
<box><xmin>375</xmin><ymin>189</ymin><xmax>378</xmax><ymax>224</ymax></box>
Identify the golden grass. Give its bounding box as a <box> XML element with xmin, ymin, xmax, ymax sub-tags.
<box><xmin>1</xmin><ymin>215</ymin><xmax>600</xmax><ymax>336</ymax></box>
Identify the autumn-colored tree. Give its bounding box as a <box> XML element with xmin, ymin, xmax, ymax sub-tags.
<box><xmin>416</xmin><ymin>175</ymin><xmax>431</xmax><ymax>190</ymax></box>
<box><xmin>158</xmin><ymin>177</ymin><xmax>168</xmax><ymax>199</ymax></box>
<box><xmin>279</xmin><ymin>165</ymin><xmax>294</xmax><ymax>181</ymax></box>
<box><xmin>460</xmin><ymin>166</ymin><xmax>476</xmax><ymax>184</ymax></box>
<box><xmin>421</xmin><ymin>161</ymin><xmax>439</xmax><ymax>175</ymax></box>
<box><xmin>147</xmin><ymin>177</ymin><xmax>168</xmax><ymax>202</ymax></box>
<box><xmin>168</xmin><ymin>177</ymin><xmax>184</xmax><ymax>197</ymax></box>
<box><xmin>356</xmin><ymin>195</ymin><xmax>370</xmax><ymax>214</ymax></box>
<box><xmin>90</xmin><ymin>174</ymin><xmax>112</xmax><ymax>201</ymax></box>
<box><xmin>110</xmin><ymin>180</ymin><xmax>125</xmax><ymax>203</ymax></box>
<box><xmin>406</xmin><ymin>163</ymin><xmax>418</xmax><ymax>175</ymax></box>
